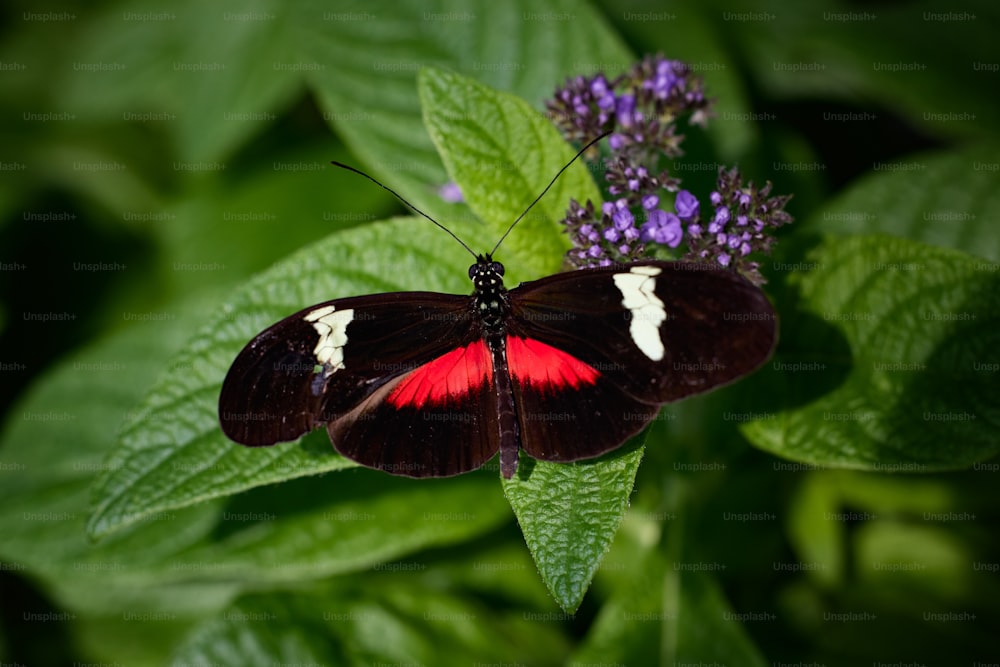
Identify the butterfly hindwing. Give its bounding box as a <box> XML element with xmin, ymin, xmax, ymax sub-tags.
<box><xmin>327</xmin><ymin>344</ymin><xmax>502</xmax><ymax>477</ymax></box>
<box><xmin>505</xmin><ymin>336</ymin><xmax>661</xmax><ymax>462</ymax></box>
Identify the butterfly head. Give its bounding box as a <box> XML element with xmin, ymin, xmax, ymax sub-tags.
<box><xmin>468</xmin><ymin>254</ymin><xmax>505</xmax><ymax>285</ymax></box>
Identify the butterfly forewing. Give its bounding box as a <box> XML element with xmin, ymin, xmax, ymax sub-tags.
<box><xmin>219</xmin><ymin>292</ymin><xmax>479</xmax><ymax>448</ymax></box>
<box><xmin>507</xmin><ymin>261</ymin><xmax>776</xmax><ymax>402</ymax></box>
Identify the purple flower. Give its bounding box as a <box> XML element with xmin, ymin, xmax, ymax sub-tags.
<box><xmin>674</xmin><ymin>190</ymin><xmax>699</xmax><ymax>220</ymax></box>
<box><xmin>640</xmin><ymin>209</ymin><xmax>683</xmax><ymax>248</ymax></box>
<box><xmin>647</xmin><ymin>59</ymin><xmax>682</xmax><ymax>98</ymax></box>
<box><xmin>616</xmin><ymin>94</ymin><xmax>637</xmax><ymax>128</ymax></box>
<box><xmin>591</xmin><ymin>75</ymin><xmax>615</xmax><ymax>111</ymax></box>
<box><xmin>713</xmin><ymin>206</ymin><xmax>731</xmax><ymax>225</ymax></box>
<box><xmin>613</xmin><ymin>209</ymin><xmax>634</xmax><ymax>230</ymax></box>
<box><xmin>607</xmin><ymin>198</ymin><xmax>635</xmax><ymax>231</ymax></box>
<box><xmin>438</xmin><ymin>182</ymin><xmax>463</xmax><ymax>203</ymax></box>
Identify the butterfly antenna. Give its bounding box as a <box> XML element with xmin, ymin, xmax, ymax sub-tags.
<box><xmin>330</xmin><ymin>160</ymin><xmax>478</xmax><ymax>258</ymax></box>
<box><xmin>490</xmin><ymin>130</ymin><xmax>611</xmax><ymax>257</ymax></box>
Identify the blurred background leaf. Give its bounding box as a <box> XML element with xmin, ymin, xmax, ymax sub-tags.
<box><xmin>2</xmin><ymin>0</ymin><xmax>999</xmax><ymax>665</ymax></box>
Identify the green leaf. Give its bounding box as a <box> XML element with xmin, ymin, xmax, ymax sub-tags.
<box><xmin>171</xmin><ymin>594</ymin><xmax>338</xmax><ymax>667</ymax></box>
<box><xmin>171</xmin><ymin>586</ymin><xmax>570</xmax><ymax>667</ymax></box>
<box><xmin>167</xmin><ymin>471</ymin><xmax>510</xmax><ymax>583</ymax></box>
<box><xmin>418</xmin><ymin>66</ymin><xmax>602</xmax><ymax>280</ymax></box>
<box><xmin>668</xmin><ymin>568</ymin><xmax>770</xmax><ymax>667</ymax></box>
<box><xmin>731</xmin><ymin>1</ymin><xmax>1000</xmax><ymax>143</ymax></box>
<box><xmin>786</xmin><ymin>471</ymin><xmax>845</xmax><ymax>588</ymax></box>
<box><xmin>62</xmin><ymin>0</ymin><xmax>302</xmax><ymax>162</ymax></box>
<box><xmin>502</xmin><ymin>440</ymin><xmax>645</xmax><ymax>613</ymax></box>
<box><xmin>302</xmin><ymin>0</ymin><xmax>632</xmax><ymax>222</ymax></box>
<box><xmin>575</xmin><ymin>552</ymin><xmax>767</xmax><ymax>666</ymax></box>
<box><xmin>745</xmin><ymin>234</ymin><xmax>1000</xmax><ymax>470</ymax></box>
<box><xmin>785</xmin><ymin>468</ymin><xmax>998</xmax><ymax>593</ymax></box>
<box><xmin>0</xmin><ymin>298</ymin><xmax>243</xmax><ymax>614</ymax></box>
<box><xmin>800</xmin><ymin>143</ymin><xmax>1000</xmax><ymax>261</ymax></box>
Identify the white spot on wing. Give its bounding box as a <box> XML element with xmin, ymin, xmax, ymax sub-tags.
<box><xmin>613</xmin><ymin>266</ymin><xmax>666</xmax><ymax>361</ymax></box>
<box><xmin>304</xmin><ymin>305</ymin><xmax>355</xmax><ymax>371</ymax></box>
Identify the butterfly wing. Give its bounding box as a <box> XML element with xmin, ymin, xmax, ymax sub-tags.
<box><xmin>504</xmin><ymin>261</ymin><xmax>776</xmax><ymax>462</ymax></box>
<box><xmin>219</xmin><ymin>292</ymin><xmax>499</xmax><ymax>475</ymax></box>
<box><xmin>220</xmin><ymin>261</ymin><xmax>776</xmax><ymax>476</ymax></box>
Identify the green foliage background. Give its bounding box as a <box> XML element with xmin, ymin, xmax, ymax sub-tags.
<box><xmin>1</xmin><ymin>0</ymin><xmax>998</xmax><ymax>665</ymax></box>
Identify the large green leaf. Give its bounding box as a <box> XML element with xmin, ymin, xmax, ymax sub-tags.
<box><xmin>167</xmin><ymin>471</ymin><xmax>510</xmax><ymax>583</ymax></box>
<box><xmin>799</xmin><ymin>143</ymin><xmax>1000</xmax><ymax>261</ymax></box>
<box><xmin>302</xmin><ymin>0</ymin><xmax>633</xmax><ymax>222</ymax></box>
<box><xmin>171</xmin><ymin>586</ymin><xmax>570</xmax><ymax>667</ymax></box>
<box><xmin>0</xmin><ymin>296</ymin><xmax>240</xmax><ymax>614</ymax></box>
<box><xmin>418</xmin><ymin>66</ymin><xmax>602</xmax><ymax>277</ymax></box>
<box><xmin>503</xmin><ymin>442</ymin><xmax>645</xmax><ymax>613</ymax></box>
<box><xmin>576</xmin><ymin>551</ymin><xmax>768</xmax><ymax>666</ymax></box>
<box><xmin>62</xmin><ymin>0</ymin><xmax>302</xmax><ymax>163</ymax></box>
<box><xmin>745</xmin><ymin>234</ymin><xmax>1000</xmax><ymax>469</ymax></box>
<box><xmin>728</xmin><ymin>0</ymin><xmax>1000</xmax><ymax>142</ymax></box>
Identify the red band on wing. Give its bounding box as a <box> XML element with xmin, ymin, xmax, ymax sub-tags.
<box><xmin>387</xmin><ymin>340</ymin><xmax>492</xmax><ymax>409</ymax></box>
<box><xmin>506</xmin><ymin>336</ymin><xmax>600</xmax><ymax>390</ymax></box>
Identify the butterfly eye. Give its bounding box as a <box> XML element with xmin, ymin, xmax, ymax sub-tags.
<box><xmin>491</xmin><ymin>262</ymin><xmax>504</xmax><ymax>277</ymax></box>
<box><xmin>468</xmin><ymin>264</ymin><xmax>478</xmax><ymax>280</ymax></box>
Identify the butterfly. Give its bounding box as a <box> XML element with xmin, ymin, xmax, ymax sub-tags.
<box><xmin>219</xmin><ymin>137</ymin><xmax>776</xmax><ymax>479</ymax></box>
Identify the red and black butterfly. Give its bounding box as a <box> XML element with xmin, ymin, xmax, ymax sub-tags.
<box><xmin>219</xmin><ymin>140</ymin><xmax>776</xmax><ymax>479</ymax></box>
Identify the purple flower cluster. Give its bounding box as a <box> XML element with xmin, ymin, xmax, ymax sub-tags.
<box><xmin>563</xmin><ymin>191</ymin><xmax>686</xmax><ymax>267</ymax></box>
<box><xmin>681</xmin><ymin>167</ymin><xmax>792</xmax><ymax>280</ymax></box>
<box><xmin>548</xmin><ymin>55</ymin><xmax>710</xmax><ymax>160</ymax></box>
<box><xmin>548</xmin><ymin>54</ymin><xmax>793</xmax><ymax>284</ymax></box>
